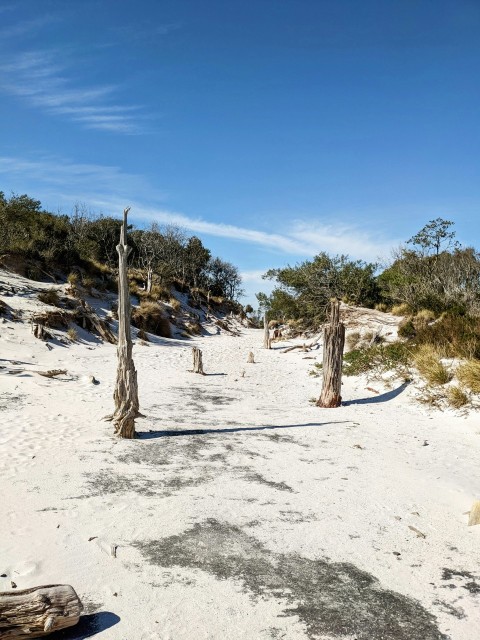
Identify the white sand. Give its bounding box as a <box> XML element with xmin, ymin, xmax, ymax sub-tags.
<box><xmin>0</xmin><ymin>270</ymin><xmax>479</xmax><ymax>640</ymax></box>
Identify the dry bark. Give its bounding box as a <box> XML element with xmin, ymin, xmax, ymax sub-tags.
<box><xmin>191</xmin><ymin>347</ymin><xmax>205</xmax><ymax>374</ymax></box>
<box><xmin>468</xmin><ymin>500</ymin><xmax>480</xmax><ymax>526</ymax></box>
<box><xmin>263</xmin><ymin>314</ymin><xmax>271</xmax><ymax>349</ymax></box>
<box><xmin>317</xmin><ymin>301</ymin><xmax>345</xmax><ymax>408</ymax></box>
<box><xmin>0</xmin><ymin>584</ymin><xmax>82</xmax><ymax>638</ymax></box>
<box><xmin>112</xmin><ymin>208</ymin><xmax>139</xmax><ymax>438</ymax></box>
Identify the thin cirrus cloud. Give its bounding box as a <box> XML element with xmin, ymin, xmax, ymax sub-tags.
<box><xmin>0</xmin><ymin>154</ymin><xmax>396</xmax><ymax>263</ymax></box>
<box><xmin>0</xmin><ymin>49</ymin><xmax>144</xmax><ymax>133</ymax></box>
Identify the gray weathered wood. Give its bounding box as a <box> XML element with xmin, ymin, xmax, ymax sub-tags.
<box><xmin>263</xmin><ymin>314</ymin><xmax>271</xmax><ymax>349</ymax></box>
<box><xmin>317</xmin><ymin>300</ymin><xmax>345</xmax><ymax>408</ymax></box>
<box><xmin>0</xmin><ymin>584</ymin><xmax>82</xmax><ymax>638</ymax></box>
<box><xmin>191</xmin><ymin>347</ymin><xmax>205</xmax><ymax>374</ymax></box>
<box><xmin>468</xmin><ymin>500</ymin><xmax>480</xmax><ymax>526</ymax></box>
<box><xmin>112</xmin><ymin>207</ymin><xmax>139</xmax><ymax>438</ymax></box>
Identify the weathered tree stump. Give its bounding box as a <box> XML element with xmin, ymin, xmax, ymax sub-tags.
<box><xmin>468</xmin><ymin>500</ymin><xmax>480</xmax><ymax>526</ymax></box>
<box><xmin>0</xmin><ymin>584</ymin><xmax>83</xmax><ymax>638</ymax></box>
<box><xmin>112</xmin><ymin>207</ymin><xmax>139</xmax><ymax>439</ymax></box>
<box><xmin>247</xmin><ymin>351</ymin><xmax>255</xmax><ymax>363</ymax></box>
<box><xmin>263</xmin><ymin>314</ymin><xmax>271</xmax><ymax>349</ymax></box>
<box><xmin>192</xmin><ymin>347</ymin><xmax>205</xmax><ymax>374</ymax></box>
<box><xmin>317</xmin><ymin>300</ymin><xmax>345</xmax><ymax>408</ymax></box>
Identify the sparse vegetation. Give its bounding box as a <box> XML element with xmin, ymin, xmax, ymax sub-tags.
<box><xmin>414</xmin><ymin>345</ymin><xmax>452</xmax><ymax>386</ymax></box>
<box><xmin>343</xmin><ymin>342</ymin><xmax>411</xmax><ymax>377</ymax></box>
<box><xmin>67</xmin><ymin>327</ymin><xmax>78</xmax><ymax>341</ymax></box>
<box><xmin>131</xmin><ymin>300</ymin><xmax>172</xmax><ymax>338</ymax></box>
<box><xmin>456</xmin><ymin>359</ymin><xmax>480</xmax><ymax>394</ymax></box>
<box><xmin>447</xmin><ymin>386</ymin><xmax>469</xmax><ymax>409</ymax></box>
<box><xmin>38</xmin><ymin>289</ymin><xmax>61</xmax><ymax>307</ymax></box>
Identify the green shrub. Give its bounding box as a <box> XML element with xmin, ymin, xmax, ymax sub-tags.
<box><xmin>343</xmin><ymin>342</ymin><xmax>411</xmax><ymax>377</ymax></box>
<box><xmin>398</xmin><ymin>318</ymin><xmax>416</xmax><ymax>339</ymax></box>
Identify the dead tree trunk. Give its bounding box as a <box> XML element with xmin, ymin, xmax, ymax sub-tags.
<box><xmin>191</xmin><ymin>347</ymin><xmax>205</xmax><ymax>374</ymax></box>
<box><xmin>146</xmin><ymin>267</ymin><xmax>153</xmax><ymax>295</ymax></box>
<box><xmin>112</xmin><ymin>207</ymin><xmax>139</xmax><ymax>438</ymax></box>
<box><xmin>317</xmin><ymin>300</ymin><xmax>345</xmax><ymax>408</ymax></box>
<box><xmin>0</xmin><ymin>584</ymin><xmax>83</xmax><ymax>638</ymax></box>
<box><xmin>263</xmin><ymin>314</ymin><xmax>271</xmax><ymax>349</ymax></box>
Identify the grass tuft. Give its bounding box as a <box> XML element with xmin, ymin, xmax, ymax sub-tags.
<box><xmin>456</xmin><ymin>359</ymin><xmax>480</xmax><ymax>394</ymax></box>
<box><xmin>414</xmin><ymin>345</ymin><xmax>452</xmax><ymax>386</ymax></box>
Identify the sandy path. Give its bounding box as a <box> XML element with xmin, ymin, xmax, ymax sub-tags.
<box><xmin>1</xmin><ymin>299</ymin><xmax>479</xmax><ymax>639</ymax></box>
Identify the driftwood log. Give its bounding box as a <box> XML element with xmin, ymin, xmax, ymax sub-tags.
<box><xmin>0</xmin><ymin>584</ymin><xmax>83</xmax><ymax>638</ymax></box>
<box><xmin>112</xmin><ymin>207</ymin><xmax>139</xmax><ymax>438</ymax></box>
<box><xmin>191</xmin><ymin>347</ymin><xmax>205</xmax><ymax>374</ymax></box>
<box><xmin>317</xmin><ymin>301</ymin><xmax>345</xmax><ymax>408</ymax></box>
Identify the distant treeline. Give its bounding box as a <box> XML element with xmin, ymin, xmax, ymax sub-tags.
<box><xmin>0</xmin><ymin>192</ymin><xmax>243</xmax><ymax>301</ymax></box>
<box><xmin>258</xmin><ymin>219</ymin><xmax>480</xmax><ymax>355</ymax></box>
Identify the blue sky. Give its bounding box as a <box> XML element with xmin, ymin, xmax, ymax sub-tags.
<box><xmin>1</xmin><ymin>0</ymin><xmax>479</xmax><ymax>305</ymax></box>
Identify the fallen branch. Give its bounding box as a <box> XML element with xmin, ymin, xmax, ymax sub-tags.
<box><xmin>37</xmin><ymin>369</ymin><xmax>67</xmax><ymax>378</ymax></box>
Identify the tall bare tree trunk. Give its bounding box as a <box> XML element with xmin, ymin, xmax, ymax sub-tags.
<box><xmin>317</xmin><ymin>300</ymin><xmax>345</xmax><ymax>408</ymax></box>
<box><xmin>113</xmin><ymin>207</ymin><xmax>139</xmax><ymax>438</ymax></box>
<box><xmin>263</xmin><ymin>314</ymin><xmax>271</xmax><ymax>349</ymax></box>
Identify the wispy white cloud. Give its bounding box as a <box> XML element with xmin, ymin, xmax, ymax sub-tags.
<box><xmin>0</xmin><ymin>15</ymin><xmax>60</xmax><ymax>40</ymax></box>
<box><xmin>0</xmin><ymin>154</ymin><xmax>397</xmax><ymax>262</ymax></box>
<box><xmin>0</xmin><ymin>49</ymin><xmax>145</xmax><ymax>133</ymax></box>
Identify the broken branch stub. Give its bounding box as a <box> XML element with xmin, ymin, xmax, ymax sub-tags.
<box><xmin>191</xmin><ymin>346</ymin><xmax>205</xmax><ymax>374</ymax></box>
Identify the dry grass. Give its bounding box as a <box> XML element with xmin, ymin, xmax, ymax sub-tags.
<box><xmin>67</xmin><ymin>327</ymin><xmax>78</xmax><ymax>341</ymax></box>
<box><xmin>414</xmin><ymin>345</ymin><xmax>452</xmax><ymax>385</ymax></box>
<box><xmin>456</xmin><ymin>359</ymin><xmax>480</xmax><ymax>394</ymax></box>
<box><xmin>415</xmin><ymin>308</ymin><xmax>436</xmax><ymax>324</ymax></box>
<box><xmin>391</xmin><ymin>303</ymin><xmax>411</xmax><ymax>316</ymax></box>
<box><xmin>374</xmin><ymin>303</ymin><xmax>388</xmax><ymax>313</ymax></box>
<box><xmin>131</xmin><ymin>301</ymin><xmax>172</xmax><ymax>338</ymax></box>
<box><xmin>38</xmin><ymin>289</ymin><xmax>61</xmax><ymax>307</ymax></box>
<box><xmin>447</xmin><ymin>386</ymin><xmax>469</xmax><ymax>409</ymax></box>
<box><xmin>346</xmin><ymin>331</ymin><xmax>361</xmax><ymax>351</ymax></box>
<box><xmin>169</xmin><ymin>297</ymin><xmax>181</xmax><ymax>311</ymax></box>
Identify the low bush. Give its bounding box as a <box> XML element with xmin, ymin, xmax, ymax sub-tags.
<box><xmin>343</xmin><ymin>341</ymin><xmax>411</xmax><ymax>377</ymax></box>
<box><xmin>456</xmin><ymin>359</ymin><xmax>480</xmax><ymax>394</ymax></box>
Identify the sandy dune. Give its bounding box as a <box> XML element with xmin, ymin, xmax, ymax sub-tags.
<box><xmin>0</xmin><ymin>271</ymin><xmax>479</xmax><ymax>639</ymax></box>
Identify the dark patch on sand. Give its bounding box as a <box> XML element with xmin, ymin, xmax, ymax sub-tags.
<box><xmin>134</xmin><ymin>519</ymin><xmax>447</xmax><ymax>640</ymax></box>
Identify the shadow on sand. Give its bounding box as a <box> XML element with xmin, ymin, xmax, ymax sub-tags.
<box><xmin>343</xmin><ymin>382</ymin><xmax>410</xmax><ymax>406</ymax></box>
<box><xmin>50</xmin><ymin>612</ymin><xmax>120</xmax><ymax>639</ymax></box>
<box><xmin>139</xmin><ymin>421</ymin><xmax>349</xmax><ymax>439</ymax></box>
